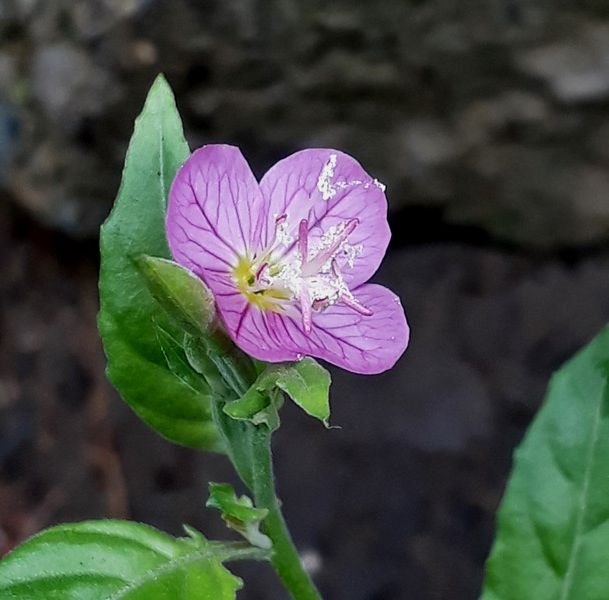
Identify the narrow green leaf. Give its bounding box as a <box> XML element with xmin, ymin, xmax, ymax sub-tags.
<box><xmin>481</xmin><ymin>325</ymin><xmax>609</xmax><ymax>600</ymax></box>
<box><xmin>207</xmin><ymin>483</ymin><xmax>272</xmax><ymax>550</ymax></box>
<box><xmin>135</xmin><ymin>256</ymin><xmax>215</xmax><ymax>337</ymax></box>
<box><xmin>98</xmin><ymin>75</ymin><xmax>219</xmax><ymax>450</ymax></box>
<box><xmin>0</xmin><ymin>520</ymin><xmax>249</xmax><ymax>599</ymax></box>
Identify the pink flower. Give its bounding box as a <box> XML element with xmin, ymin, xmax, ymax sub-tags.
<box><xmin>166</xmin><ymin>145</ymin><xmax>409</xmax><ymax>374</ymax></box>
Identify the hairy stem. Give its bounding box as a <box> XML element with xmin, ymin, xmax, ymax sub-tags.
<box><xmin>249</xmin><ymin>426</ymin><xmax>323</xmax><ymax>600</ymax></box>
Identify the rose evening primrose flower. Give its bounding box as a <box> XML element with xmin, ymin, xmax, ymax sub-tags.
<box><xmin>166</xmin><ymin>145</ymin><xmax>409</xmax><ymax>374</ymax></box>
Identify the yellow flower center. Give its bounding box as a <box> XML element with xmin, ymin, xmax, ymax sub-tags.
<box><xmin>233</xmin><ymin>257</ymin><xmax>289</xmax><ymax>312</ymax></box>
<box><xmin>231</xmin><ymin>214</ymin><xmax>370</xmax><ymax>332</ymax></box>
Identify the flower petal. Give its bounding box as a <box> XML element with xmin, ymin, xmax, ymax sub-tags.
<box><xmin>217</xmin><ymin>283</ymin><xmax>409</xmax><ymax>375</ymax></box>
<box><xmin>259</xmin><ymin>149</ymin><xmax>391</xmax><ymax>287</ymax></box>
<box><xmin>166</xmin><ymin>145</ymin><xmax>265</xmax><ymax>277</ymax></box>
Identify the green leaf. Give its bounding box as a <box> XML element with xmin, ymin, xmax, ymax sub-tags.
<box><xmin>225</xmin><ymin>358</ymin><xmax>331</xmax><ymax>426</ymax></box>
<box><xmin>98</xmin><ymin>75</ymin><xmax>219</xmax><ymax>451</ymax></box>
<box><xmin>0</xmin><ymin>520</ymin><xmax>252</xmax><ymax>599</ymax></box>
<box><xmin>481</xmin><ymin>326</ymin><xmax>609</xmax><ymax>600</ymax></box>
<box><xmin>207</xmin><ymin>483</ymin><xmax>272</xmax><ymax>550</ymax></box>
<box><xmin>135</xmin><ymin>256</ymin><xmax>216</xmax><ymax>337</ymax></box>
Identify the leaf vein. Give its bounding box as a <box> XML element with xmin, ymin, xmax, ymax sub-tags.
<box><xmin>559</xmin><ymin>379</ymin><xmax>606</xmax><ymax>600</ymax></box>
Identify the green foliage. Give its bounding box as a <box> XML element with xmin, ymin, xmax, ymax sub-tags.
<box><xmin>207</xmin><ymin>483</ymin><xmax>272</xmax><ymax>549</ymax></box>
<box><xmin>0</xmin><ymin>520</ymin><xmax>254</xmax><ymax>599</ymax></box>
<box><xmin>224</xmin><ymin>358</ymin><xmax>331</xmax><ymax>426</ymax></box>
<box><xmin>482</xmin><ymin>326</ymin><xmax>609</xmax><ymax>600</ymax></box>
<box><xmin>98</xmin><ymin>75</ymin><xmax>220</xmax><ymax>451</ymax></box>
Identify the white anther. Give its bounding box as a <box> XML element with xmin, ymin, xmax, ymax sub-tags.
<box><xmin>317</xmin><ymin>154</ymin><xmax>337</xmax><ymax>200</ymax></box>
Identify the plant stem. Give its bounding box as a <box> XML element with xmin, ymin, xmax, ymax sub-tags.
<box><xmin>250</xmin><ymin>426</ymin><xmax>323</xmax><ymax>600</ymax></box>
<box><xmin>203</xmin><ymin>349</ymin><xmax>322</xmax><ymax>600</ymax></box>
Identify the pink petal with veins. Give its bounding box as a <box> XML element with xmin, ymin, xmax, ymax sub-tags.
<box><xmin>166</xmin><ymin>145</ymin><xmax>265</xmax><ymax>277</ymax></box>
<box><xmin>259</xmin><ymin>149</ymin><xmax>391</xmax><ymax>287</ymax></box>
<box><xmin>219</xmin><ymin>283</ymin><xmax>409</xmax><ymax>375</ymax></box>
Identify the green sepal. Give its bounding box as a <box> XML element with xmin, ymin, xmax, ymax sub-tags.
<box><xmin>271</xmin><ymin>358</ymin><xmax>330</xmax><ymax>424</ymax></box>
<box><xmin>134</xmin><ymin>255</ymin><xmax>216</xmax><ymax>337</ymax></box>
<box><xmin>184</xmin><ymin>334</ymin><xmax>229</xmax><ymax>396</ymax></box>
<box><xmin>207</xmin><ymin>483</ymin><xmax>272</xmax><ymax>550</ymax></box>
<box><xmin>153</xmin><ymin>322</ymin><xmax>211</xmax><ymax>396</ymax></box>
<box><xmin>224</xmin><ymin>388</ymin><xmax>269</xmax><ymax>420</ymax></box>
<box><xmin>225</xmin><ymin>357</ymin><xmax>331</xmax><ymax>426</ymax></box>
<box><xmin>223</xmin><ymin>386</ymin><xmax>283</xmax><ymax>431</ymax></box>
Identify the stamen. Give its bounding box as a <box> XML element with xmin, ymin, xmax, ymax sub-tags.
<box><xmin>339</xmin><ymin>293</ymin><xmax>373</xmax><ymax>316</ymax></box>
<box><xmin>303</xmin><ymin>218</ymin><xmax>359</xmax><ymax>276</ymax></box>
<box><xmin>274</xmin><ymin>213</ymin><xmax>292</xmax><ymax>246</ymax></box>
<box><xmin>330</xmin><ymin>258</ymin><xmax>340</xmax><ymax>279</ymax></box>
<box><xmin>298</xmin><ymin>219</ymin><xmax>308</xmax><ymax>262</ymax></box>
<box><xmin>300</xmin><ymin>288</ymin><xmax>313</xmax><ymax>333</ymax></box>
<box><xmin>255</xmin><ymin>213</ymin><xmax>290</xmax><ymax>268</ymax></box>
<box><xmin>312</xmin><ymin>297</ymin><xmax>330</xmax><ymax>311</ymax></box>
<box><xmin>255</xmin><ymin>261</ymin><xmax>268</xmax><ymax>282</ymax></box>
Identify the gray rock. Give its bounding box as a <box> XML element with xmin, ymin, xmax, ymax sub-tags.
<box><xmin>11</xmin><ymin>137</ymin><xmax>118</xmax><ymax>236</ymax></box>
<box><xmin>457</xmin><ymin>90</ymin><xmax>550</xmax><ymax>147</ymax></box>
<box><xmin>0</xmin><ymin>52</ymin><xmax>17</xmax><ymax>95</ymax></box>
<box><xmin>517</xmin><ymin>22</ymin><xmax>609</xmax><ymax>103</ymax></box>
<box><xmin>31</xmin><ymin>42</ymin><xmax>119</xmax><ymax>127</ymax></box>
<box><xmin>454</xmin><ymin>148</ymin><xmax>609</xmax><ymax>247</ymax></box>
<box><xmin>72</xmin><ymin>0</ymin><xmax>154</xmax><ymax>39</ymax></box>
<box><xmin>2</xmin><ymin>0</ymin><xmax>609</xmax><ymax>247</ymax></box>
<box><xmin>401</xmin><ymin>119</ymin><xmax>461</xmax><ymax>168</ymax></box>
<box><xmin>0</xmin><ymin>0</ymin><xmax>37</xmax><ymax>31</ymax></box>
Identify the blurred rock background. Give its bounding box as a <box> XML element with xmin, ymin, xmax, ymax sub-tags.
<box><xmin>1</xmin><ymin>1</ymin><xmax>609</xmax><ymax>599</ymax></box>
